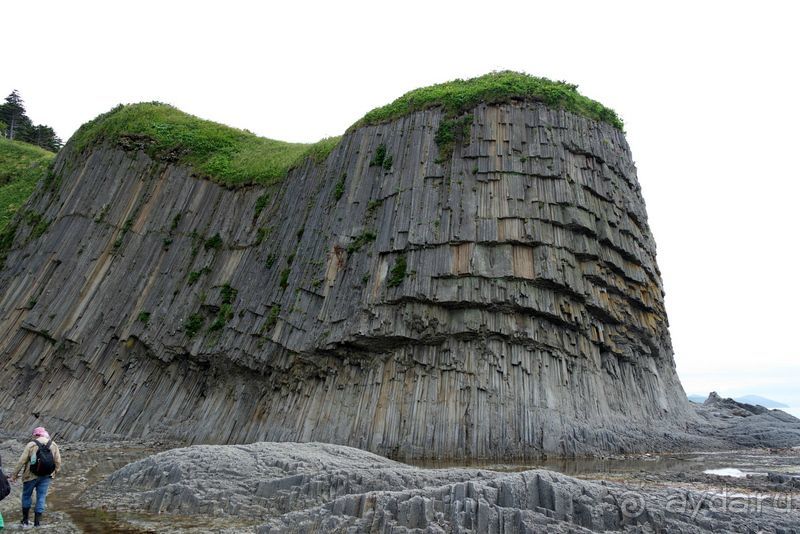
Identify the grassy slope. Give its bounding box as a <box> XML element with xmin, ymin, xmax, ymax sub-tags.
<box><xmin>0</xmin><ymin>138</ymin><xmax>54</xmax><ymax>233</ymax></box>
<box><xmin>353</xmin><ymin>70</ymin><xmax>623</xmax><ymax>130</ymax></box>
<box><xmin>69</xmin><ymin>103</ymin><xmax>340</xmax><ymax>187</ymax></box>
<box><xmin>68</xmin><ymin>71</ymin><xmax>623</xmax><ymax>187</ymax></box>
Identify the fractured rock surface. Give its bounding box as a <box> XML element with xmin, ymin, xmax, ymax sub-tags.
<box><xmin>1</xmin><ymin>102</ymin><xmax>698</xmax><ymax>458</ymax></box>
<box><xmin>87</xmin><ymin>441</ymin><xmax>800</xmax><ymax>533</ymax></box>
<box><xmin>692</xmin><ymin>393</ymin><xmax>800</xmax><ymax>449</ymax></box>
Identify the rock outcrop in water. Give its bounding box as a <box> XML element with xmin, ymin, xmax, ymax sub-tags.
<box><xmin>0</xmin><ymin>73</ymin><xmax>696</xmax><ymax>459</ymax></box>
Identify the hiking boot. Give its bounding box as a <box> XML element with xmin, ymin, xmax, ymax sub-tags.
<box><xmin>21</xmin><ymin>507</ymin><xmax>30</xmax><ymax>525</ymax></box>
<box><xmin>34</xmin><ymin>512</ymin><xmax>42</xmax><ymax>526</ymax></box>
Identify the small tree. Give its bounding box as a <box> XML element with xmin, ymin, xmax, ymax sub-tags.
<box><xmin>0</xmin><ymin>91</ymin><xmax>62</xmax><ymax>150</ymax></box>
<box><xmin>30</xmin><ymin>125</ymin><xmax>62</xmax><ymax>151</ymax></box>
<box><xmin>0</xmin><ymin>90</ymin><xmax>27</xmax><ymax>140</ymax></box>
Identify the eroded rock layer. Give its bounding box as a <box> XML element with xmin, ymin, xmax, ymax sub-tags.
<box><xmin>0</xmin><ymin>102</ymin><xmax>692</xmax><ymax>458</ymax></box>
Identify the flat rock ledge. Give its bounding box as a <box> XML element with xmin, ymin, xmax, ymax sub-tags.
<box><xmin>87</xmin><ymin>442</ymin><xmax>800</xmax><ymax>533</ymax></box>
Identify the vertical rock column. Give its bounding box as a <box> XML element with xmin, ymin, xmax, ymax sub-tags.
<box><xmin>0</xmin><ymin>102</ymin><xmax>691</xmax><ymax>458</ymax></box>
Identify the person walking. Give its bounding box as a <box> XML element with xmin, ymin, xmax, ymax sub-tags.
<box><xmin>10</xmin><ymin>427</ymin><xmax>62</xmax><ymax>527</ymax></box>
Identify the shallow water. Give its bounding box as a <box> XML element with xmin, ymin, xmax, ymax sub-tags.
<box><xmin>409</xmin><ymin>453</ymin><xmax>697</xmax><ymax>476</ymax></box>
<box><xmin>47</xmin><ymin>447</ymin><xmax>157</xmax><ymax>533</ymax></box>
<box><xmin>410</xmin><ymin>448</ymin><xmax>800</xmax><ymax>479</ymax></box>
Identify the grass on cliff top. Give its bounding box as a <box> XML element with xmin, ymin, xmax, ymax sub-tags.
<box><xmin>69</xmin><ymin>102</ymin><xmax>341</xmax><ymax>187</ymax></box>
<box><xmin>353</xmin><ymin>70</ymin><xmax>623</xmax><ymax>130</ymax></box>
<box><xmin>0</xmin><ymin>138</ymin><xmax>55</xmax><ymax>233</ymax></box>
<box><xmin>68</xmin><ymin>72</ymin><xmax>622</xmax><ymax>187</ymax></box>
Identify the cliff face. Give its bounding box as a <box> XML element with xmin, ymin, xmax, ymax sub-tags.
<box><xmin>0</xmin><ymin>101</ymin><xmax>692</xmax><ymax>458</ymax></box>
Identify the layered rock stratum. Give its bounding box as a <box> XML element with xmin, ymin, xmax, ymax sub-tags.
<box><xmin>0</xmin><ymin>73</ymin><xmax>704</xmax><ymax>459</ymax></box>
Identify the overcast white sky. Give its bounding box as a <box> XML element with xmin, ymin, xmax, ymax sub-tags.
<box><xmin>4</xmin><ymin>1</ymin><xmax>799</xmax><ymax>413</ymax></box>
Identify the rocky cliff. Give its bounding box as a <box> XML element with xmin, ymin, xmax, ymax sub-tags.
<box><xmin>0</xmin><ymin>75</ymin><xmax>695</xmax><ymax>459</ymax></box>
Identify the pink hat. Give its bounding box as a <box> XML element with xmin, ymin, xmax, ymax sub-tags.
<box><xmin>32</xmin><ymin>427</ymin><xmax>49</xmax><ymax>439</ymax></box>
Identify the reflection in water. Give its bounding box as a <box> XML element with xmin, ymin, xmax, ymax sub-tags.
<box><xmin>49</xmin><ymin>448</ymin><xmax>158</xmax><ymax>534</ymax></box>
<box><xmin>409</xmin><ymin>449</ymin><xmax>800</xmax><ymax>478</ymax></box>
<box><xmin>408</xmin><ymin>454</ymin><xmax>700</xmax><ymax>476</ymax></box>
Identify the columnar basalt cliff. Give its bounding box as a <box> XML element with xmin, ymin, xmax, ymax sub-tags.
<box><xmin>0</xmin><ymin>77</ymin><xmax>696</xmax><ymax>459</ymax></box>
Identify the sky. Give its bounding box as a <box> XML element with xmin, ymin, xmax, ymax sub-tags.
<box><xmin>4</xmin><ymin>1</ymin><xmax>799</xmax><ymax>413</ymax></box>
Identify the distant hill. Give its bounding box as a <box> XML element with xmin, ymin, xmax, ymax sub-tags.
<box><xmin>735</xmin><ymin>395</ymin><xmax>789</xmax><ymax>408</ymax></box>
<box><xmin>687</xmin><ymin>393</ymin><xmax>789</xmax><ymax>408</ymax></box>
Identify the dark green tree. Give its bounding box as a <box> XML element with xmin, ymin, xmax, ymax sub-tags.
<box><xmin>30</xmin><ymin>125</ymin><xmax>62</xmax><ymax>152</ymax></box>
<box><xmin>0</xmin><ymin>90</ymin><xmax>62</xmax><ymax>150</ymax></box>
<box><xmin>0</xmin><ymin>90</ymin><xmax>28</xmax><ymax>140</ymax></box>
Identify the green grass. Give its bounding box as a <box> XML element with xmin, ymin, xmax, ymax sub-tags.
<box><xmin>68</xmin><ymin>102</ymin><xmax>341</xmax><ymax>187</ymax></box>
<box><xmin>386</xmin><ymin>255</ymin><xmax>407</xmax><ymax>288</ymax></box>
<box><xmin>187</xmin><ymin>266</ymin><xmax>210</xmax><ymax>285</ymax></box>
<box><xmin>352</xmin><ymin>70</ymin><xmax>623</xmax><ymax>130</ymax></box>
<box><xmin>263</xmin><ymin>304</ymin><xmax>280</xmax><ymax>332</ymax></box>
<box><xmin>370</xmin><ymin>144</ymin><xmax>387</xmax><ymax>167</ymax></box>
<box><xmin>0</xmin><ymin>138</ymin><xmax>55</xmax><ymax>233</ymax></box>
<box><xmin>333</xmin><ymin>173</ymin><xmax>346</xmax><ymax>201</ymax></box>
<box><xmin>204</xmin><ymin>234</ymin><xmax>223</xmax><ymax>250</ymax></box>
<box><xmin>279</xmin><ymin>268</ymin><xmax>290</xmax><ymax>289</ymax></box>
<box><xmin>63</xmin><ymin>72</ymin><xmax>621</xmax><ymax>190</ymax></box>
<box><xmin>220</xmin><ymin>283</ymin><xmax>237</xmax><ymax>305</ymax></box>
<box><xmin>254</xmin><ymin>193</ymin><xmax>270</xmax><ymax>217</ymax></box>
<box><xmin>184</xmin><ymin>313</ymin><xmax>205</xmax><ymax>338</ymax></box>
<box><xmin>435</xmin><ymin>115</ymin><xmax>473</xmax><ymax>163</ymax></box>
<box><xmin>346</xmin><ymin>230</ymin><xmax>376</xmax><ymax>253</ymax></box>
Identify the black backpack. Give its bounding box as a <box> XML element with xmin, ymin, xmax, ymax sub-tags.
<box><xmin>0</xmin><ymin>455</ymin><xmax>10</xmax><ymax>501</ymax></box>
<box><xmin>30</xmin><ymin>439</ymin><xmax>56</xmax><ymax>476</ymax></box>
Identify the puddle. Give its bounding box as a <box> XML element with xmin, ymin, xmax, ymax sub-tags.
<box><xmin>47</xmin><ymin>446</ymin><xmax>158</xmax><ymax>533</ymax></box>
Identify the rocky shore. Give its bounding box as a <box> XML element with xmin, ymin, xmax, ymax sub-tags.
<box><xmin>1</xmin><ymin>394</ymin><xmax>797</xmax><ymax>533</ymax></box>
<box><xmin>87</xmin><ymin>440</ymin><xmax>800</xmax><ymax>533</ymax></box>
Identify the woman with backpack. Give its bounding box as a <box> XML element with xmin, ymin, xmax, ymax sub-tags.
<box><xmin>10</xmin><ymin>427</ymin><xmax>62</xmax><ymax>528</ymax></box>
